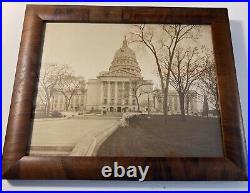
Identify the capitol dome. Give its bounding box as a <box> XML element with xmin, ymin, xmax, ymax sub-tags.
<box><xmin>113</xmin><ymin>38</ymin><xmax>137</xmax><ymax>60</ymax></box>
<box><xmin>100</xmin><ymin>37</ymin><xmax>142</xmax><ymax>78</ymax></box>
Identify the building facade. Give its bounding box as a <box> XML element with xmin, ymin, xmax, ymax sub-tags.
<box><xmin>51</xmin><ymin>89</ymin><xmax>87</xmax><ymax>112</ymax></box>
<box><xmin>35</xmin><ymin>88</ymin><xmax>87</xmax><ymax>117</ymax></box>
<box><xmin>153</xmin><ymin>90</ymin><xmax>198</xmax><ymax>115</ymax></box>
<box><xmin>86</xmin><ymin>37</ymin><xmax>154</xmax><ymax>113</ymax></box>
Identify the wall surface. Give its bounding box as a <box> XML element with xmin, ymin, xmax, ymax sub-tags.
<box><xmin>2</xmin><ymin>2</ymin><xmax>248</xmax><ymax>191</ymax></box>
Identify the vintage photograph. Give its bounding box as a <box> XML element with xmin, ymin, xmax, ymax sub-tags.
<box><xmin>28</xmin><ymin>23</ymin><xmax>223</xmax><ymax>157</ymax></box>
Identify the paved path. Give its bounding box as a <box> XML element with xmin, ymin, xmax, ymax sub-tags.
<box><xmin>29</xmin><ymin>118</ymin><xmax>119</xmax><ymax>156</ymax></box>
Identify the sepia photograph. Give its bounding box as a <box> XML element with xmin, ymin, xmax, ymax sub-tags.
<box><xmin>28</xmin><ymin>23</ymin><xmax>223</xmax><ymax>157</ymax></box>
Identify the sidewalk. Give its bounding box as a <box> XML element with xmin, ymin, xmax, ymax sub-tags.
<box><xmin>70</xmin><ymin>121</ymin><xmax>119</xmax><ymax>156</ymax></box>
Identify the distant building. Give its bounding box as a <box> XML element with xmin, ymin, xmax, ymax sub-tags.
<box><xmin>51</xmin><ymin>89</ymin><xmax>87</xmax><ymax>112</ymax></box>
<box><xmin>35</xmin><ymin>88</ymin><xmax>87</xmax><ymax>116</ymax></box>
<box><xmin>153</xmin><ymin>90</ymin><xmax>198</xmax><ymax>115</ymax></box>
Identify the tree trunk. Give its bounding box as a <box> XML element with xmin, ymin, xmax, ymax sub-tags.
<box><xmin>44</xmin><ymin>103</ymin><xmax>48</xmax><ymax>116</ymax></box>
<box><xmin>45</xmin><ymin>89</ymin><xmax>51</xmax><ymax>117</ymax></box>
<box><xmin>147</xmin><ymin>94</ymin><xmax>150</xmax><ymax>115</ymax></box>
<box><xmin>51</xmin><ymin>97</ymin><xmax>54</xmax><ymax>112</ymax></box>
<box><xmin>65</xmin><ymin>99</ymin><xmax>69</xmax><ymax>111</ymax></box>
<box><xmin>136</xmin><ymin>97</ymin><xmax>140</xmax><ymax>112</ymax></box>
<box><xmin>179</xmin><ymin>92</ymin><xmax>186</xmax><ymax>121</ymax></box>
<box><xmin>186</xmin><ymin>94</ymin><xmax>189</xmax><ymax>116</ymax></box>
<box><xmin>46</xmin><ymin>100</ymin><xmax>51</xmax><ymax>117</ymax></box>
<box><xmin>163</xmin><ymin>64</ymin><xmax>171</xmax><ymax>123</ymax></box>
<box><xmin>163</xmin><ymin>88</ymin><xmax>168</xmax><ymax>122</ymax></box>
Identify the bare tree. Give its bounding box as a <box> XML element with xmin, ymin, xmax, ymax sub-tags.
<box><xmin>197</xmin><ymin>48</ymin><xmax>219</xmax><ymax>111</ymax></box>
<box><xmin>130</xmin><ymin>80</ymin><xmax>151</xmax><ymax>112</ymax></box>
<box><xmin>38</xmin><ymin>63</ymin><xmax>68</xmax><ymax>116</ymax></box>
<box><xmin>169</xmin><ymin>46</ymin><xmax>206</xmax><ymax>120</ymax></box>
<box><xmin>36</xmin><ymin>86</ymin><xmax>47</xmax><ymax>112</ymax></box>
<box><xmin>57</xmin><ymin>75</ymin><xmax>85</xmax><ymax>111</ymax></box>
<box><xmin>128</xmin><ymin>24</ymin><xmax>200</xmax><ymax>122</ymax></box>
<box><xmin>161</xmin><ymin>25</ymin><xmax>200</xmax><ymax>118</ymax></box>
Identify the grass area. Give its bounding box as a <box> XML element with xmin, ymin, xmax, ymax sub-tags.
<box><xmin>96</xmin><ymin>115</ymin><xmax>223</xmax><ymax>157</ymax></box>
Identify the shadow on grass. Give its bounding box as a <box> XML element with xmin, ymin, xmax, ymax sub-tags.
<box><xmin>97</xmin><ymin>115</ymin><xmax>223</xmax><ymax>157</ymax></box>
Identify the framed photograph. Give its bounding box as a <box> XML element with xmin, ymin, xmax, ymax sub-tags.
<box><xmin>2</xmin><ymin>5</ymin><xmax>247</xmax><ymax>180</ymax></box>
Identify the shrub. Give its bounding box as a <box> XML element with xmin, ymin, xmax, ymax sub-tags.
<box><xmin>51</xmin><ymin>111</ymin><xmax>63</xmax><ymax>118</ymax></box>
<box><xmin>119</xmin><ymin>112</ymin><xmax>142</xmax><ymax>127</ymax></box>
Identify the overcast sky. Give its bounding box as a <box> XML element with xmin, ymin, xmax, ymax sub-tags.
<box><xmin>41</xmin><ymin>23</ymin><xmax>214</xmax><ymax>90</ymax></box>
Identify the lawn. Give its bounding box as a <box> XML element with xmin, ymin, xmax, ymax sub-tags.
<box><xmin>97</xmin><ymin>115</ymin><xmax>223</xmax><ymax>157</ymax></box>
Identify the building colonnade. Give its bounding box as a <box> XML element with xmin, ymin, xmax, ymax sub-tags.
<box><xmin>100</xmin><ymin>80</ymin><xmax>138</xmax><ymax>113</ymax></box>
<box><xmin>51</xmin><ymin>91</ymin><xmax>86</xmax><ymax>112</ymax></box>
<box><xmin>153</xmin><ymin>92</ymin><xmax>198</xmax><ymax>115</ymax></box>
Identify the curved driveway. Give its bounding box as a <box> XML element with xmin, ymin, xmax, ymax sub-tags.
<box><xmin>29</xmin><ymin>118</ymin><xmax>119</xmax><ymax>156</ymax></box>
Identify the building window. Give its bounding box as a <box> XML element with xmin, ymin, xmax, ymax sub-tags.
<box><xmin>103</xmin><ymin>99</ymin><xmax>107</xmax><ymax>105</ymax></box>
<box><xmin>117</xmin><ymin>99</ymin><xmax>121</xmax><ymax>105</ymax></box>
<box><xmin>132</xmin><ymin>99</ymin><xmax>136</xmax><ymax>105</ymax></box>
<box><xmin>110</xmin><ymin>99</ymin><xmax>114</xmax><ymax>105</ymax></box>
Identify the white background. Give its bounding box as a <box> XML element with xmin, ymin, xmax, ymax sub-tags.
<box><xmin>2</xmin><ymin>2</ymin><xmax>248</xmax><ymax>191</ymax></box>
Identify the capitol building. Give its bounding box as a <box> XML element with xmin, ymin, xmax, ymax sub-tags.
<box><xmin>85</xmin><ymin>37</ymin><xmax>198</xmax><ymax>115</ymax></box>
<box><xmin>43</xmin><ymin>37</ymin><xmax>198</xmax><ymax>115</ymax></box>
<box><xmin>85</xmin><ymin>37</ymin><xmax>154</xmax><ymax>113</ymax></box>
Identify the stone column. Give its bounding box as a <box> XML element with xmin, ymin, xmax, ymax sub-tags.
<box><xmin>122</xmin><ymin>81</ymin><xmax>125</xmax><ymax>106</ymax></box>
<box><xmin>189</xmin><ymin>96</ymin><xmax>193</xmax><ymax>113</ymax></box>
<box><xmin>74</xmin><ymin>95</ymin><xmax>77</xmax><ymax>111</ymax></box>
<box><xmin>114</xmin><ymin>81</ymin><xmax>118</xmax><ymax>106</ymax></box>
<box><xmin>129</xmin><ymin>81</ymin><xmax>132</xmax><ymax>106</ymax></box>
<box><xmin>100</xmin><ymin>81</ymin><xmax>103</xmax><ymax>106</ymax></box>
<box><xmin>63</xmin><ymin>95</ymin><xmax>65</xmax><ymax>111</ymax></box>
<box><xmin>107</xmin><ymin>81</ymin><xmax>111</xmax><ymax>107</ymax></box>
<box><xmin>61</xmin><ymin>95</ymin><xmax>64</xmax><ymax>111</ymax></box>
<box><xmin>193</xmin><ymin>95</ymin><xmax>197</xmax><ymax>113</ymax></box>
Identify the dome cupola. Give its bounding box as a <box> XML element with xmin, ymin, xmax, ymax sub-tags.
<box><xmin>98</xmin><ymin>36</ymin><xmax>142</xmax><ymax>78</ymax></box>
<box><xmin>112</xmin><ymin>37</ymin><xmax>137</xmax><ymax>61</ymax></box>
<box><xmin>99</xmin><ymin>36</ymin><xmax>142</xmax><ymax>78</ymax></box>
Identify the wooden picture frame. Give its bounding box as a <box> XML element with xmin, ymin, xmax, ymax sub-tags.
<box><xmin>2</xmin><ymin>5</ymin><xmax>247</xmax><ymax>180</ymax></box>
